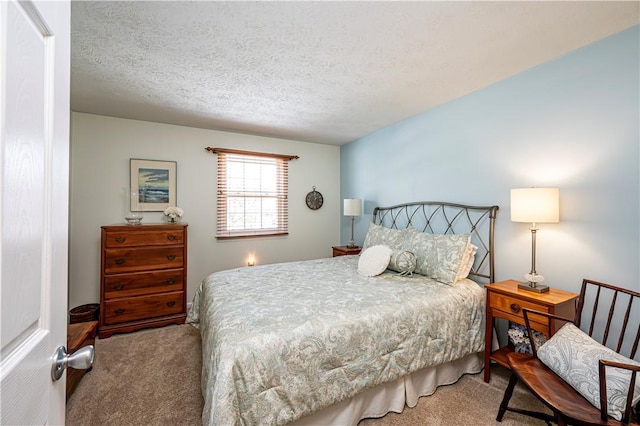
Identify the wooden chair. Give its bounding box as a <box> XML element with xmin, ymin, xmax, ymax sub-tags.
<box><xmin>496</xmin><ymin>279</ymin><xmax>640</xmax><ymax>426</ymax></box>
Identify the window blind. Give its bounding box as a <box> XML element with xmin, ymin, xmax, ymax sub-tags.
<box><xmin>207</xmin><ymin>147</ymin><xmax>298</xmax><ymax>239</ymax></box>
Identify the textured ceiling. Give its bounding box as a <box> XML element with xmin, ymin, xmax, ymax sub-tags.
<box><xmin>71</xmin><ymin>1</ymin><xmax>639</xmax><ymax>145</ymax></box>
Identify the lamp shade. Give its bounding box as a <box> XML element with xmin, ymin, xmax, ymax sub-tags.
<box><xmin>511</xmin><ymin>188</ymin><xmax>559</xmax><ymax>223</ymax></box>
<box><xmin>343</xmin><ymin>198</ymin><xmax>362</xmax><ymax>217</ymax></box>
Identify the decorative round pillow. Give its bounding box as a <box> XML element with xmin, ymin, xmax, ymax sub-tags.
<box><xmin>357</xmin><ymin>245</ymin><xmax>392</xmax><ymax>277</ymax></box>
<box><xmin>389</xmin><ymin>250</ymin><xmax>417</xmax><ymax>276</ymax></box>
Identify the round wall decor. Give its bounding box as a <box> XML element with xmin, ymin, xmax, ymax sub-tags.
<box><xmin>305</xmin><ymin>186</ymin><xmax>323</xmax><ymax>210</ymax></box>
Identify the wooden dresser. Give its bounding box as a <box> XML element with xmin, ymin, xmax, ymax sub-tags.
<box><xmin>99</xmin><ymin>224</ymin><xmax>188</xmax><ymax>338</ymax></box>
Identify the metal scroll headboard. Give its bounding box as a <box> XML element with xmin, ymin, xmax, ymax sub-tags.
<box><xmin>372</xmin><ymin>202</ymin><xmax>499</xmax><ymax>284</ymax></box>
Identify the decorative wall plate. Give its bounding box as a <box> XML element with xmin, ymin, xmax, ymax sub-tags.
<box><xmin>305</xmin><ymin>186</ymin><xmax>323</xmax><ymax>210</ymax></box>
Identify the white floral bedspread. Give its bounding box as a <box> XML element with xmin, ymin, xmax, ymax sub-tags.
<box><xmin>187</xmin><ymin>255</ymin><xmax>485</xmax><ymax>426</ymax></box>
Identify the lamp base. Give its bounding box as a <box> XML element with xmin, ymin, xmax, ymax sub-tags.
<box><xmin>518</xmin><ymin>282</ymin><xmax>550</xmax><ymax>293</ymax></box>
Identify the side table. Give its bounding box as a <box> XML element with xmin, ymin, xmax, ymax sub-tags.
<box><xmin>332</xmin><ymin>246</ymin><xmax>361</xmax><ymax>257</ymax></box>
<box><xmin>66</xmin><ymin>320</ymin><xmax>98</xmax><ymax>399</ymax></box>
<box><xmin>484</xmin><ymin>279</ymin><xmax>578</xmax><ymax>382</ymax></box>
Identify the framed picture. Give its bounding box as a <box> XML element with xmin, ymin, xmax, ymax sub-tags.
<box><xmin>130</xmin><ymin>158</ymin><xmax>177</xmax><ymax>211</ymax></box>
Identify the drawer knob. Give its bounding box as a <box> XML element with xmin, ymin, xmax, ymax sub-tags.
<box><xmin>114</xmin><ymin>284</ymin><xmax>125</xmax><ymax>290</ymax></box>
<box><xmin>166</xmin><ymin>278</ymin><xmax>175</xmax><ymax>285</ymax></box>
<box><xmin>167</xmin><ymin>235</ymin><xmax>176</xmax><ymax>241</ymax></box>
<box><xmin>115</xmin><ymin>237</ymin><xmax>126</xmax><ymax>244</ymax></box>
<box><xmin>115</xmin><ymin>258</ymin><xmax>126</xmax><ymax>265</ymax></box>
<box><xmin>114</xmin><ymin>308</ymin><xmax>125</xmax><ymax>315</ymax></box>
<box><xmin>510</xmin><ymin>303</ymin><xmax>521</xmax><ymax>314</ymax></box>
<box><xmin>166</xmin><ymin>254</ymin><xmax>176</xmax><ymax>261</ymax></box>
<box><xmin>166</xmin><ymin>301</ymin><xmax>176</xmax><ymax>307</ymax></box>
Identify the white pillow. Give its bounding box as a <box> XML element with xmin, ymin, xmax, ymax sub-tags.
<box><xmin>537</xmin><ymin>323</ymin><xmax>640</xmax><ymax>421</ymax></box>
<box><xmin>357</xmin><ymin>245</ymin><xmax>392</xmax><ymax>277</ymax></box>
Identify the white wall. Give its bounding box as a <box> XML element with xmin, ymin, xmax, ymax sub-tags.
<box><xmin>69</xmin><ymin>113</ymin><xmax>340</xmax><ymax>309</ymax></box>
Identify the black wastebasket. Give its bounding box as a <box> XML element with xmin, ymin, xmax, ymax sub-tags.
<box><xmin>69</xmin><ymin>303</ymin><xmax>99</xmax><ymax>323</ymax></box>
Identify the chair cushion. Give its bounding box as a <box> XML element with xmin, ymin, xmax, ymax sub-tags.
<box><xmin>537</xmin><ymin>323</ymin><xmax>640</xmax><ymax>421</ymax></box>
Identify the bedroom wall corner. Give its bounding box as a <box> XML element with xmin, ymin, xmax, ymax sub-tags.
<box><xmin>69</xmin><ymin>113</ymin><xmax>341</xmax><ymax>309</ymax></box>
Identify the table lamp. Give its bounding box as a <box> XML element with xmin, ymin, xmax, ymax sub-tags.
<box><xmin>343</xmin><ymin>198</ymin><xmax>362</xmax><ymax>248</ymax></box>
<box><xmin>510</xmin><ymin>188</ymin><xmax>559</xmax><ymax>293</ymax></box>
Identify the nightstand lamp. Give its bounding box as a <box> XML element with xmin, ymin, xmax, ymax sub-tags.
<box><xmin>511</xmin><ymin>187</ymin><xmax>559</xmax><ymax>293</ymax></box>
<box><xmin>343</xmin><ymin>198</ymin><xmax>362</xmax><ymax>248</ymax></box>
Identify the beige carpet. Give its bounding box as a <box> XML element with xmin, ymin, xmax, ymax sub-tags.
<box><xmin>66</xmin><ymin>324</ymin><xmax>549</xmax><ymax>425</ymax></box>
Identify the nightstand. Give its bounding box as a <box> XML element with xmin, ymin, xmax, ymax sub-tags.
<box><xmin>66</xmin><ymin>321</ymin><xmax>98</xmax><ymax>399</ymax></box>
<box><xmin>484</xmin><ymin>279</ymin><xmax>578</xmax><ymax>382</ymax></box>
<box><xmin>332</xmin><ymin>245</ymin><xmax>361</xmax><ymax>257</ymax></box>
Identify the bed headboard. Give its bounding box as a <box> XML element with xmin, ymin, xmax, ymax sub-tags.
<box><xmin>372</xmin><ymin>201</ymin><xmax>499</xmax><ymax>284</ymax></box>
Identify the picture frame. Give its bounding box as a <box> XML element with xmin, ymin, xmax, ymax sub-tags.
<box><xmin>130</xmin><ymin>158</ymin><xmax>177</xmax><ymax>211</ymax></box>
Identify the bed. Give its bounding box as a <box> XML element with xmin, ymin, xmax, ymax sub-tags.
<box><xmin>187</xmin><ymin>201</ymin><xmax>499</xmax><ymax>426</ymax></box>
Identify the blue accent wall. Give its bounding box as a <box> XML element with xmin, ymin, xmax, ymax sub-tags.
<box><xmin>341</xmin><ymin>25</ymin><xmax>639</xmax><ymax>292</ymax></box>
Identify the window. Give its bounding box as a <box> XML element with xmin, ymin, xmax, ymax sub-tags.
<box><xmin>208</xmin><ymin>148</ymin><xmax>298</xmax><ymax>239</ymax></box>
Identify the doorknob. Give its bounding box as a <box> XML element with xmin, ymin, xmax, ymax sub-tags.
<box><xmin>51</xmin><ymin>345</ymin><xmax>94</xmax><ymax>381</ymax></box>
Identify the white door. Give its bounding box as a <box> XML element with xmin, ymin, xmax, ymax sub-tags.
<box><xmin>1</xmin><ymin>1</ymin><xmax>70</xmax><ymax>424</ymax></box>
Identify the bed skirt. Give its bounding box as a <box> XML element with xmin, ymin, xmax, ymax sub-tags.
<box><xmin>291</xmin><ymin>352</ymin><xmax>483</xmax><ymax>426</ymax></box>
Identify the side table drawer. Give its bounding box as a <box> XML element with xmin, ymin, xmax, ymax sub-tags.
<box><xmin>489</xmin><ymin>292</ymin><xmax>551</xmax><ymax>334</ymax></box>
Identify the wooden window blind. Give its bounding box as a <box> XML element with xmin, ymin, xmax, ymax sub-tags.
<box><xmin>206</xmin><ymin>147</ymin><xmax>298</xmax><ymax>239</ymax></box>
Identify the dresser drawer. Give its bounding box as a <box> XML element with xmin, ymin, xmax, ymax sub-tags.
<box><xmin>105</xmin><ymin>230</ymin><xmax>184</xmax><ymax>248</ymax></box>
<box><xmin>104</xmin><ymin>292</ymin><xmax>184</xmax><ymax>325</ymax></box>
<box><xmin>488</xmin><ymin>292</ymin><xmax>550</xmax><ymax>333</ymax></box>
<box><xmin>104</xmin><ymin>269</ymin><xmax>183</xmax><ymax>299</ymax></box>
<box><xmin>104</xmin><ymin>247</ymin><xmax>184</xmax><ymax>274</ymax></box>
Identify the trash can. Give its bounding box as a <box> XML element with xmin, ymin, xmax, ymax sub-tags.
<box><xmin>69</xmin><ymin>303</ymin><xmax>99</xmax><ymax>324</ymax></box>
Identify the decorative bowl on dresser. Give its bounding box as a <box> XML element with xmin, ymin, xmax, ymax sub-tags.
<box><xmin>99</xmin><ymin>223</ymin><xmax>188</xmax><ymax>338</ymax></box>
